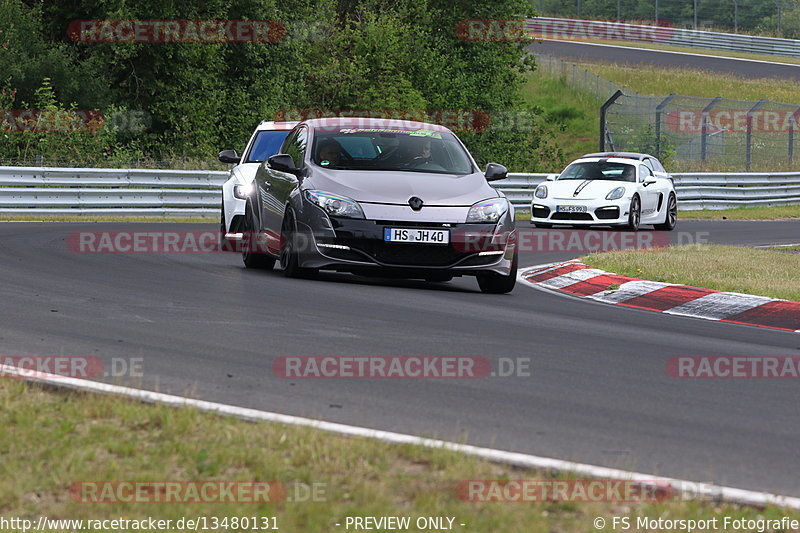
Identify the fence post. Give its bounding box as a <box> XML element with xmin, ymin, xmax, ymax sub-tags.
<box><xmin>745</xmin><ymin>99</ymin><xmax>767</xmax><ymax>171</ymax></box>
<box><xmin>700</xmin><ymin>97</ymin><xmax>722</xmax><ymax>162</ymax></box>
<box><xmin>655</xmin><ymin>94</ymin><xmax>677</xmax><ymax>159</ymax></box>
<box><xmin>599</xmin><ymin>90</ymin><xmax>624</xmax><ymax>151</ymax></box>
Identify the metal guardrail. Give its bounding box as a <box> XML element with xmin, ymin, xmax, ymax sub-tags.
<box><xmin>526</xmin><ymin>17</ymin><xmax>800</xmax><ymax>59</ymax></box>
<box><xmin>0</xmin><ymin>167</ymin><xmax>799</xmax><ymax>217</ymax></box>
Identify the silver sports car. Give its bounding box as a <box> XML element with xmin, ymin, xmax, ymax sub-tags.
<box><xmin>240</xmin><ymin>117</ymin><xmax>517</xmax><ymax>293</ymax></box>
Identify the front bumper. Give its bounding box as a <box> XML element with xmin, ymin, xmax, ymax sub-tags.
<box><xmin>530</xmin><ymin>197</ymin><xmax>631</xmax><ymax>225</ymax></box>
<box><xmin>295</xmin><ymin>216</ymin><xmax>516</xmax><ymax>277</ymax></box>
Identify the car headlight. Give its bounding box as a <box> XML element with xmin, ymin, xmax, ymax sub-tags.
<box><xmin>606</xmin><ymin>186</ymin><xmax>626</xmax><ymax>200</ymax></box>
<box><xmin>534</xmin><ymin>184</ymin><xmax>548</xmax><ymax>199</ymax></box>
<box><xmin>233</xmin><ymin>183</ymin><xmax>253</xmax><ymax>200</ymax></box>
<box><xmin>466</xmin><ymin>198</ymin><xmax>508</xmax><ymax>224</ymax></box>
<box><xmin>305</xmin><ymin>190</ymin><xmax>365</xmax><ymax>219</ymax></box>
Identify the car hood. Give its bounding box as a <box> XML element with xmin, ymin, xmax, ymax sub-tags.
<box><xmin>304</xmin><ymin>168</ymin><xmax>498</xmax><ymax>206</ymax></box>
<box><xmin>550</xmin><ymin>179</ymin><xmax>631</xmax><ymax>200</ymax></box>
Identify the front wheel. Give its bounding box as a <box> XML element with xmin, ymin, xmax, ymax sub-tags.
<box><xmin>280</xmin><ymin>209</ymin><xmax>318</xmax><ymax>279</ymax></box>
<box><xmin>654</xmin><ymin>193</ymin><xmax>677</xmax><ymax>231</ymax></box>
<box><xmin>242</xmin><ymin>205</ymin><xmax>276</xmax><ymax>270</ymax></box>
<box><xmin>624</xmin><ymin>195</ymin><xmax>641</xmax><ymax>231</ymax></box>
<box><xmin>476</xmin><ymin>250</ymin><xmax>518</xmax><ymax>294</ymax></box>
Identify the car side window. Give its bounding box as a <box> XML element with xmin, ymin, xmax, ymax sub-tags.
<box><xmin>285</xmin><ymin>127</ymin><xmax>308</xmax><ymax>168</ymax></box>
<box><xmin>643</xmin><ymin>159</ymin><xmax>654</xmax><ymax>171</ymax></box>
<box><xmin>638</xmin><ymin>165</ymin><xmax>653</xmax><ymax>182</ymax></box>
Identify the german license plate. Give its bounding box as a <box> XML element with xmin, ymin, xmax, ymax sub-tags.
<box><xmin>384</xmin><ymin>228</ymin><xmax>449</xmax><ymax>244</ymax></box>
<box><xmin>556</xmin><ymin>205</ymin><xmax>587</xmax><ymax>213</ymax></box>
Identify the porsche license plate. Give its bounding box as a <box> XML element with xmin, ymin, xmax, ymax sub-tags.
<box><xmin>384</xmin><ymin>228</ymin><xmax>449</xmax><ymax>244</ymax></box>
<box><xmin>556</xmin><ymin>205</ymin><xmax>588</xmax><ymax>213</ymax></box>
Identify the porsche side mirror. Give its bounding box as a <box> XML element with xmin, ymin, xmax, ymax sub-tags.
<box><xmin>484</xmin><ymin>163</ymin><xmax>507</xmax><ymax>182</ymax></box>
<box><xmin>643</xmin><ymin>177</ymin><xmax>657</xmax><ymax>186</ymax></box>
<box><xmin>546</xmin><ymin>174</ymin><xmax>557</xmax><ymax>181</ymax></box>
<box><xmin>218</xmin><ymin>149</ymin><xmax>240</xmax><ymax>164</ymax></box>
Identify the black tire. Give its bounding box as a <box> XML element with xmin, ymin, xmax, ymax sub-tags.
<box><xmin>476</xmin><ymin>250</ymin><xmax>518</xmax><ymax>294</ymax></box>
<box><xmin>533</xmin><ymin>223</ymin><xmax>552</xmax><ymax>228</ymax></box>
<box><xmin>624</xmin><ymin>195</ymin><xmax>641</xmax><ymax>231</ymax></box>
<box><xmin>241</xmin><ymin>204</ymin><xmax>276</xmax><ymax>270</ymax></box>
<box><xmin>654</xmin><ymin>192</ymin><xmax>677</xmax><ymax>231</ymax></box>
<box><xmin>280</xmin><ymin>209</ymin><xmax>317</xmax><ymax>279</ymax></box>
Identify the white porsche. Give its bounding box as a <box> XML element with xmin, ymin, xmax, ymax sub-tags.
<box><xmin>218</xmin><ymin>120</ymin><xmax>298</xmax><ymax>249</ymax></box>
<box><xmin>530</xmin><ymin>152</ymin><xmax>677</xmax><ymax>231</ymax></box>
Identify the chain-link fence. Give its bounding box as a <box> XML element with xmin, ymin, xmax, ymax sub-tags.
<box><xmin>534</xmin><ymin>54</ymin><xmax>639</xmax><ymax>101</ymax></box>
<box><xmin>601</xmin><ymin>93</ymin><xmax>800</xmax><ymax>169</ymax></box>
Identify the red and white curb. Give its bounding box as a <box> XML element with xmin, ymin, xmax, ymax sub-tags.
<box><xmin>3</xmin><ymin>363</ymin><xmax>800</xmax><ymax>510</ymax></box>
<box><xmin>519</xmin><ymin>260</ymin><xmax>800</xmax><ymax>333</ymax></box>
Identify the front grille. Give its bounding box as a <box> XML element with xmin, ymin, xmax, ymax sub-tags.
<box><xmin>551</xmin><ymin>212</ymin><xmax>593</xmax><ymax>221</ymax></box>
<box><xmin>594</xmin><ymin>207</ymin><xmax>620</xmax><ymax>220</ymax></box>
<box><xmin>357</xmin><ymin>242</ymin><xmax>465</xmax><ymax>266</ymax></box>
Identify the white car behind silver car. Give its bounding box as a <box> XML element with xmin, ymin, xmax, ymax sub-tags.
<box><xmin>218</xmin><ymin>121</ymin><xmax>298</xmax><ymax>249</ymax></box>
<box><xmin>530</xmin><ymin>152</ymin><xmax>677</xmax><ymax>231</ymax></box>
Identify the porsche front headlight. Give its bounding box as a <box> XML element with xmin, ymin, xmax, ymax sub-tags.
<box><xmin>534</xmin><ymin>185</ymin><xmax>548</xmax><ymax>199</ymax></box>
<box><xmin>606</xmin><ymin>186</ymin><xmax>626</xmax><ymax>200</ymax></box>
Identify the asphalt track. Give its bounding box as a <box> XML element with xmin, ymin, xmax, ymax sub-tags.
<box><xmin>2</xmin><ymin>219</ymin><xmax>800</xmax><ymax>496</ymax></box>
<box><xmin>530</xmin><ymin>40</ymin><xmax>800</xmax><ymax>80</ymax></box>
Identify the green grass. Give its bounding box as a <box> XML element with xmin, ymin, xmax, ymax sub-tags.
<box><xmin>768</xmin><ymin>244</ymin><xmax>800</xmax><ymax>251</ymax></box>
<box><xmin>584</xmin><ymin>244</ymin><xmax>800</xmax><ymax>301</ymax></box>
<box><xmin>2</xmin><ymin>378</ymin><xmax>796</xmax><ymax>531</ymax></box>
<box><xmin>578</xmin><ymin>61</ymin><xmax>800</xmax><ymax>103</ymax></box>
<box><xmin>521</xmin><ymin>72</ymin><xmax>599</xmax><ymax>166</ymax></box>
<box><xmin>679</xmin><ymin>205</ymin><xmax>800</xmax><ymax>220</ymax></box>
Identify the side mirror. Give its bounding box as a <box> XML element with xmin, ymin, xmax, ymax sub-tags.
<box><xmin>267</xmin><ymin>154</ymin><xmax>300</xmax><ymax>175</ymax></box>
<box><xmin>484</xmin><ymin>163</ymin><xmax>508</xmax><ymax>182</ymax></box>
<box><xmin>546</xmin><ymin>174</ymin><xmax>557</xmax><ymax>181</ymax></box>
<box><xmin>643</xmin><ymin>176</ymin><xmax>657</xmax><ymax>186</ymax></box>
<box><xmin>218</xmin><ymin>149</ymin><xmax>240</xmax><ymax>164</ymax></box>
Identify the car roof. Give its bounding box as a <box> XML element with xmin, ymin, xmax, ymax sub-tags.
<box><xmin>301</xmin><ymin>117</ymin><xmax>451</xmax><ymax>132</ymax></box>
<box><xmin>581</xmin><ymin>151</ymin><xmax>658</xmax><ymax>161</ymax></box>
<box><xmin>256</xmin><ymin>121</ymin><xmax>299</xmax><ymax>131</ymax></box>
<box><xmin>571</xmin><ymin>156</ymin><xmax>638</xmax><ymax>165</ymax></box>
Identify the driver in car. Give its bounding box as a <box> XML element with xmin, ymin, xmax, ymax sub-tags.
<box><xmin>406</xmin><ymin>138</ymin><xmax>432</xmax><ymax>166</ymax></box>
<box><xmin>318</xmin><ymin>140</ymin><xmax>342</xmax><ymax>167</ymax></box>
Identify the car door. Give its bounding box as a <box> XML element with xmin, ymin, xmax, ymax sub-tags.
<box><xmin>638</xmin><ymin>164</ymin><xmax>660</xmax><ymax>216</ymax></box>
<box><xmin>263</xmin><ymin>126</ymin><xmax>308</xmax><ymax>237</ymax></box>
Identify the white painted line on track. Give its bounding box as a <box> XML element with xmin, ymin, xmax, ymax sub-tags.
<box><xmin>4</xmin><ymin>362</ymin><xmax>800</xmax><ymax>509</ymax></box>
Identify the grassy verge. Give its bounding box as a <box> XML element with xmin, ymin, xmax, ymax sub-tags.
<box><xmin>545</xmin><ymin>38</ymin><xmax>800</xmax><ymax>66</ymax></box>
<box><xmin>577</xmin><ymin>61</ymin><xmax>800</xmax><ymax>103</ymax></box>
<box><xmin>521</xmin><ymin>72</ymin><xmax>599</xmax><ymax>166</ymax></box>
<box><xmin>0</xmin><ymin>215</ymin><xmax>213</xmax><ymax>223</ymax></box>
<box><xmin>679</xmin><ymin>205</ymin><xmax>800</xmax><ymax>220</ymax></box>
<box><xmin>2</xmin><ymin>379</ymin><xmax>795</xmax><ymax>531</ymax></box>
<box><xmin>584</xmin><ymin>244</ymin><xmax>800</xmax><ymax>301</ymax></box>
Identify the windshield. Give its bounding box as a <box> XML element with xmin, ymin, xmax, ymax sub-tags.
<box><xmin>310</xmin><ymin>128</ymin><xmax>474</xmax><ymax>174</ymax></box>
<box><xmin>245</xmin><ymin>130</ymin><xmax>292</xmax><ymax>163</ymax></box>
<box><xmin>559</xmin><ymin>161</ymin><xmax>636</xmax><ymax>182</ymax></box>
